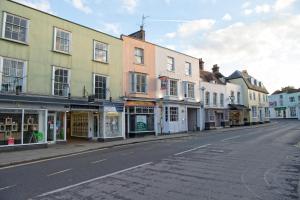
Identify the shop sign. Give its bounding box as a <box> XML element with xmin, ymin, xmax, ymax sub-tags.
<box><xmin>104</xmin><ymin>107</ymin><xmax>117</xmax><ymax>112</ymax></box>
<box><xmin>136</xmin><ymin>115</ymin><xmax>147</xmax><ymax>131</ymax></box>
<box><xmin>126</xmin><ymin>101</ymin><xmax>155</xmax><ymax>107</ymax></box>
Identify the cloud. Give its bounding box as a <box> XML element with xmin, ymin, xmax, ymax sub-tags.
<box><xmin>244</xmin><ymin>9</ymin><xmax>253</xmax><ymax>15</ymax></box>
<box><xmin>165</xmin><ymin>32</ymin><xmax>177</xmax><ymax>39</ymax></box>
<box><xmin>102</xmin><ymin>23</ymin><xmax>121</xmax><ymax>36</ymax></box>
<box><xmin>177</xmin><ymin>19</ymin><xmax>215</xmax><ymax>38</ymax></box>
<box><xmin>65</xmin><ymin>0</ymin><xmax>92</xmax><ymax>14</ymax></box>
<box><xmin>14</xmin><ymin>0</ymin><xmax>53</xmax><ymax>13</ymax></box>
<box><xmin>255</xmin><ymin>4</ymin><xmax>271</xmax><ymax>14</ymax></box>
<box><xmin>242</xmin><ymin>1</ymin><xmax>251</xmax><ymax>9</ymax></box>
<box><xmin>183</xmin><ymin>14</ymin><xmax>300</xmax><ymax>93</ymax></box>
<box><xmin>273</xmin><ymin>0</ymin><xmax>296</xmax><ymax>11</ymax></box>
<box><xmin>122</xmin><ymin>0</ymin><xmax>138</xmax><ymax>14</ymax></box>
<box><xmin>222</xmin><ymin>13</ymin><xmax>232</xmax><ymax>21</ymax></box>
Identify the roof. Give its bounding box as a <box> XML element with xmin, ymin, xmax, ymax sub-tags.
<box><xmin>200</xmin><ymin>70</ymin><xmax>226</xmax><ymax>85</ymax></box>
<box><xmin>272</xmin><ymin>88</ymin><xmax>300</xmax><ymax>95</ymax></box>
<box><xmin>227</xmin><ymin>70</ymin><xmax>269</xmax><ymax>94</ymax></box>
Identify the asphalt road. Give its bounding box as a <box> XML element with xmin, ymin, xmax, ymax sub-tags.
<box><xmin>0</xmin><ymin>120</ymin><xmax>300</xmax><ymax>200</ymax></box>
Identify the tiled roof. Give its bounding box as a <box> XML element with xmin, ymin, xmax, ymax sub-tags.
<box><xmin>200</xmin><ymin>70</ymin><xmax>226</xmax><ymax>85</ymax></box>
<box><xmin>227</xmin><ymin>70</ymin><xmax>269</xmax><ymax>94</ymax></box>
<box><xmin>272</xmin><ymin>88</ymin><xmax>300</xmax><ymax>95</ymax></box>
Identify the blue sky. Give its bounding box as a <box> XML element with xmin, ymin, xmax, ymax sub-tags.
<box><xmin>15</xmin><ymin>0</ymin><xmax>300</xmax><ymax>93</ymax></box>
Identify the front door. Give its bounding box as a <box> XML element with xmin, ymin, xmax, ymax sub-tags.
<box><xmin>283</xmin><ymin>110</ymin><xmax>286</xmax><ymax>118</ymax></box>
<box><xmin>259</xmin><ymin>110</ymin><xmax>263</xmax><ymax>122</ymax></box>
<box><xmin>47</xmin><ymin>114</ymin><xmax>55</xmax><ymax>143</ymax></box>
<box><xmin>93</xmin><ymin>115</ymin><xmax>99</xmax><ymax>138</ymax></box>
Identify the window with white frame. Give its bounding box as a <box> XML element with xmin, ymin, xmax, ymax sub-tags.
<box><xmin>0</xmin><ymin>57</ymin><xmax>26</xmax><ymax>93</ymax></box>
<box><xmin>252</xmin><ymin>106</ymin><xmax>257</xmax><ymax>118</ymax></box>
<box><xmin>258</xmin><ymin>93</ymin><xmax>261</xmax><ymax>102</ymax></box>
<box><xmin>54</xmin><ymin>27</ymin><xmax>71</xmax><ymax>53</ymax></box>
<box><xmin>265</xmin><ymin>108</ymin><xmax>269</xmax><ymax>117</ymax></box>
<box><xmin>2</xmin><ymin>12</ymin><xmax>29</xmax><ymax>43</ymax></box>
<box><xmin>185</xmin><ymin>62</ymin><xmax>192</xmax><ymax>76</ymax></box>
<box><xmin>213</xmin><ymin>92</ymin><xmax>217</xmax><ymax>106</ymax></box>
<box><xmin>253</xmin><ymin>92</ymin><xmax>256</xmax><ymax>100</ymax></box>
<box><xmin>290</xmin><ymin>107</ymin><xmax>296</xmax><ymax>117</ymax></box>
<box><xmin>249</xmin><ymin>92</ymin><xmax>252</xmax><ymax>100</ymax></box>
<box><xmin>169</xmin><ymin>79</ymin><xmax>178</xmax><ymax>96</ymax></box>
<box><xmin>52</xmin><ymin>67</ymin><xmax>70</xmax><ymax>96</ymax></box>
<box><xmin>237</xmin><ymin>92</ymin><xmax>241</xmax><ymax>104</ymax></box>
<box><xmin>167</xmin><ymin>56</ymin><xmax>175</xmax><ymax>71</ymax></box>
<box><xmin>134</xmin><ymin>48</ymin><xmax>144</xmax><ymax>64</ymax></box>
<box><xmin>94</xmin><ymin>75</ymin><xmax>107</xmax><ymax>99</ymax></box>
<box><xmin>183</xmin><ymin>82</ymin><xmax>194</xmax><ymax>98</ymax></box>
<box><xmin>205</xmin><ymin>92</ymin><xmax>210</xmax><ymax>105</ymax></box>
<box><xmin>170</xmin><ymin>107</ymin><xmax>178</xmax><ymax>121</ymax></box>
<box><xmin>130</xmin><ymin>73</ymin><xmax>147</xmax><ymax>93</ymax></box>
<box><xmin>220</xmin><ymin>93</ymin><xmax>224</xmax><ymax>107</ymax></box>
<box><xmin>289</xmin><ymin>97</ymin><xmax>295</xmax><ymax>102</ymax></box>
<box><xmin>230</xmin><ymin>91</ymin><xmax>235</xmax><ymax>104</ymax></box>
<box><xmin>94</xmin><ymin>41</ymin><xmax>108</xmax><ymax>63</ymax></box>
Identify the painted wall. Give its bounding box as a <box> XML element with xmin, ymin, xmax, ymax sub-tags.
<box><xmin>122</xmin><ymin>35</ymin><xmax>156</xmax><ymax>99</ymax></box>
<box><xmin>0</xmin><ymin>0</ymin><xmax>123</xmax><ymax>99</ymax></box>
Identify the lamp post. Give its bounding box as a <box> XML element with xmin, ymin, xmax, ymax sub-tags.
<box><xmin>200</xmin><ymin>86</ymin><xmax>206</xmax><ymax>131</ymax></box>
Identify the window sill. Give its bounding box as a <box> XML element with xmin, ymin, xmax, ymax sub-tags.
<box><xmin>1</xmin><ymin>37</ymin><xmax>29</xmax><ymax>46</ymax></box>
<box><xmin>130</xmin><ymin>92</ymin><xmax>148</xmax><ymax>95</ymax></box>
<box><xmin>52</xmin><ymin>49</ymin><xmax>72</xmax><ymax>56</ymax></box>
<box><xmin>133</xmin><ymin>62</ymin><xmax>145</xmax><ymax>66</ymax></box>
<box><xmin>93</xmin><ymin>59</ymin><xmax>109</xmax><ymax>64</ymax></box>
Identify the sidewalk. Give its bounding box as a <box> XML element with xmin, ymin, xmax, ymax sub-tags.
<box><xmin>0</xmin><ymin>122</ymin><xmax>275</xmax><ymax>168</ymax></box>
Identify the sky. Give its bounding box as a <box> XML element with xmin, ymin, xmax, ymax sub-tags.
<box><xmin>14</xmin><ymin>0</ymin><xmax>300</xmax><ymax>93</ymax></box>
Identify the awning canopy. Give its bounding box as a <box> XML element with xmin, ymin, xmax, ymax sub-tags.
<box><xmin>228</xmin><ymin>104</ymin><xmax>250</xmax><ymax>111</ymax></box>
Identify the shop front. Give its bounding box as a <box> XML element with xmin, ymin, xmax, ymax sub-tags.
<box><xmin>125</xmin><ymin>101</ymin><xmax>156</xmax><ymax>138</ymax></box>
<box><xmin>205</xmin><ymin>108</ymin><xmax>229</xmax><ymax>130</ymax></box>
<box><xmin>47</xmin><ymin>111</ymin><xmax>66</xmax><ymax>143</ymax></box>
<box><xmin>228</xmin><ymin>104</ymin><xmax>250</xmax><ymax>126</ymax></box>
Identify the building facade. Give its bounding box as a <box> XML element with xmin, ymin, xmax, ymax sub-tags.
<box><xmin>227</xmin><ymin>70</ymin><xmax>270</xmax><ymax>125</ymax></box>
<box><xmin>0</xmin><ymin>0</ymin><xmax>125</xmax><ymax>148</ymax></box>
<box><xmin>269</xmin><ymin>88</ymin><xmax>300</xmax><ymax>120</ymax></box>
<box><xmin>200</xmin><ymin>65</ymin><xmax>246</xmax><ymax>130</ymax></box>
<box><xmin>122</xmin><ymin>29</ymin><xmax>157</xmax><ymax>137</ymax></box>
<box><xmin>155</xmin><ymin>46</ymin><xmax>201</xmax><ymax>134</ymax></box>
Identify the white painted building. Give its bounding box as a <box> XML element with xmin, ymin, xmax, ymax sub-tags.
<box><xmin>155</xmin><ymin>46</ymin><xmax>202</xmax><ymax>134</ymax></box>
<box><xmin>200</xmin><ymin>65</ymin><xmax>246</xmax><ymax>129</ymax></box>
<box><xmin>269</xmin><ymin>89</ymin><xmax>300</xmax><ymax>120</ymax></box>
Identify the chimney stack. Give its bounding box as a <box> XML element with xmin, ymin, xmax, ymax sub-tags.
<box><xmin>128</xmin><ymin>26</ymin><xmax>145</xmax><ymax>41</ymax></box>
<box><xmin>212</xmin><ymin>64</ymin><xmax>219</xmax><ymax>74</ymax></box>
<box><xmin>199</xmin><ymin>58</ymin><xmax>204</xmax><ymax>71</ymax></box>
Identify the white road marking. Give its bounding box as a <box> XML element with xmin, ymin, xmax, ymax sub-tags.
<box><xmin>0</xmin><ymin>148</ymin><xmax>108</xmax><ymax>170</ymax></box>
<box><xmin>37</xmin><ymin>162</ymin><xmax>152</xmax><ymax>197</ymax></box>
<box><xmin>222</xmin><ymin>135</ymin><xmax>241</xmax><ymax>142</ymax></box>
<box><xmin>90</xmin><ymin>159</ymin><xmax>107</xmax><ymax>164</ymax></box>
<box><xmin>174</xmin><ymin>144</ymin><xmax>211</xmax><ymax>156</ymax></box>
<box><xmin>47</xmin><ymin>168</ymin><xmax>72</xmax><ymax>177</ymax></box>
<box><xmin>0</xmin><ymin>184</ymin><xmax>17</xmax><ymax>191</ymax></box>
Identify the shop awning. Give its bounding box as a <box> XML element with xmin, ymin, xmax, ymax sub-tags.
<box><xmin>228</xmin><ymin>104</ymin><xmax>250</xmax><ymax>111</ymax></box>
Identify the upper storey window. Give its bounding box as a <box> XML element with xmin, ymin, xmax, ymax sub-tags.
<box><xmin>134</xmin><ymin>48</ymin><xmax>144</xmax><ymax>64</ymax></box>
<box><xmin>2</xmin><ymin>12</ymin><xmax>29</xmax><ymax>43</ymax></box>
<box><xmin>54</xmin><ymin>28</ymin><xmax>72</xmax><ymax>54</ymax></box>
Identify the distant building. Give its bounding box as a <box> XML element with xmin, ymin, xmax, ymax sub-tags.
<box><xmin>269</xmin><ymin>88</ymin><xmax>300</xmax><ymax>120</ymax></box>
<box><xmin>200</xmin><ymin>65</ymin><xmax>247</xmax><ymax>130</ymax></box>
<box><xmin>227</xmin><ymin>70</ymin><xmax>270</xmax><ymax>124</ymax></box>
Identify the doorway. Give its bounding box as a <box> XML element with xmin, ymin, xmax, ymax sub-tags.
<box><xmin>187</xmin><ymin>108</ymin><xmax>197</xmax><ymax>131</ymax></box>
<box><xmin>93</xmin><ymin>114</ymin><xmax>99</xmax><ymax>138</ymax></box>
<box><xmin>47</xmin><ymin>114</ymin><xmax>55</xmax><ymax>143</ymax></box>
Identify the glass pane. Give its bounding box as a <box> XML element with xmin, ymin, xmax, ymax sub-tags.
<box><xmin>6</xmin><ymin>14</ymin><xmax>13</xmax><ymax>23</ymax></box>
<box><xmin>23</xmin><ymin>110</ymin><xmax>46</xmax><ymax>144</ymax></box>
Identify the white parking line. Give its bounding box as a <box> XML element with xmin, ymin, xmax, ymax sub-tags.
<box><xmin>174</xmin><ymin>144</ymin><xmax>211</xmax><ymax>156</ymax></box>
<box><xmin>222</xmin><ymin>135</ymin><xmax>241</xmax><ymax>142</ymax></box>
<box><xmin>0</xmin><ymin>184</ymin><xmax>17</xmax><ymax>191</ymax></box>
<box><xmin>37</xmin><ymin>162</ymin><xmax>152</xmax><ymax>197</ymax></box>
<box><xmin>47</xmin><ymin>168</ymin><xmax>72</xmax><ymax>177</ymax></box>
<box><xmin>0</xmin><ymin>148</ymin><xmax>108</xmax><ymax>170</ymax></box>
<box><xmin>90</xmin><ymin>159</ymin><xmax>107</xmax><ymax>164</ymax></box>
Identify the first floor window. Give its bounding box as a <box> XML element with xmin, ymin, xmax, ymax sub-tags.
<box><xmin>94</xmin><ymin>75</ymin><xmax>107</xmax><ymax>99</ymax></box>
<box><xmin>237</xmin><ymin>92</ymin><xmax>241</xmax><ymax>104</ymax></box>
<box><xmin>131</xmin><ymin>73</ymin><xmax>147</xmax><ymax>93</ymax></box>
<box><xmin>213</xmin><ymin>93</ymin><xmax>217</xmax><ymax>106</ymax></box>
<box><xmin>53</xmin><ymin>67</ymin><xmax>70</xmax><ymax>96</ymax></box>
<box><xmin>205</xmin><ymin>92</ymin><xmax>210</xmax><ymax>105</ymax></box>
<box><xmin>185</xmin><ymin>62</ymin><xmax>192</xmax><ymax>76</ymax></box>
<box><xmin>183</xmin><ymin>82</ymin><xmax>194</xmax><ymax>98</ymax></box>
<box><xmin>94</xmin><ymin>41</ymin><xmax>108</xmax><ymax>63</ymax></box>
<box><xmin>170</xmin><ymin>107</ymin><xmax>178</xmax><ymax>121</ymax></box>
<box><xmin>290</xmin><ymin>107</ymin><xmax>296</xmax><ymax>117</ymax></box>
<box><xmin>54</xmin><ymin>27</ymin><xmax>71</xmax><ymax>53</ymax></box>
<box><xmin>3</xmin><ymin>12</ymin><xmax>29</xmax><ymax>43</ymax></box>
<box><xmin>169</xmin><ymin>79</ymin><xmax>178</xmax><ymax>96</ymax></box>
<box><xmin>252</xmin><ymin>106</ymin><xmax>257</xmax><ymax>118</ymax></box>
<box><xmin>1</xmin><ymin>57</ymin><xmax>26</xmax><ymax>93</ymax></box>
<box><xmin>289</xmin><ymin>97</ymin><xmax>295</xmax><ymax>102</ymax></box>
<box><xmin>134</xmin><ymin>48</ymin><xmax>144</xmax><ymax>64</ymax></box>
<box><xmin>265</xmin><ymin>108</ymin><xmax>269</xmax><ymax>117</ymax></box>
<box><xmin>220</xmin><ymin>93</ymin><xmax>224</xmax><ymax>107</ymax></box>
<box><xmin>230</xmin><ymin>91</ymin><xmax>235</xmax><ymax>104</ymax></box>
<box><xmin>167</xmin><ymin>56</ymin><xmax>175</xmax><ymax>71</ymax></box>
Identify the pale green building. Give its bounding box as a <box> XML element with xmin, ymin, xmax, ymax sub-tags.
<box><xmin>0</xmin><ymin>0</ymin><xmax>125</xmax><ymax>149</ymax></box>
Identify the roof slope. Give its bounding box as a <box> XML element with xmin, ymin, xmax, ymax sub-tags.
<box><xmin>200</xmin><ymin>70</ymin><xmax>226</xmax><ymax>85</ymax></box>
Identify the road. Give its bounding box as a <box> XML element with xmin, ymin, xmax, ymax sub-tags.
<box><xmin>0</xmin><ymin>120</ymin><xmax>300</xmax><ymax>200</ymax></box>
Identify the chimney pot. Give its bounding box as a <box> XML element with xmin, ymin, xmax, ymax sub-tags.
<box><xmin>212</xmin><ymin>64</ymin><xmax>219</xmax><ymax>73</ymax></box>
<box><xmin>199</xmin><ymin>58</ymin><xmax>204</xmax><ymax>71</ymax></box>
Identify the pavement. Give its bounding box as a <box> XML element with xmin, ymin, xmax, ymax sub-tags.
<box><xmin>0</xmin><ymin>119</ymin><xmax>299</xmax><ymax>200</ymax></box>
<box><xmin>0</xmin><ymin>122</ymin><xmax>275</xmax><ymax>168</ymax></box>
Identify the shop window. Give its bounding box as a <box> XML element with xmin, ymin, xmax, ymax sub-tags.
<box><xmin>56</xmin><ymin>112</ymin><xmax>65</xmax><ymax>140</ymax></box>
<box><xmin>52</xmin><ymin>67</ymin><xmax>70</xmax><ymax>97</ymax></box>
<box><xmin>0</xmin><ymin>109</ymin><xmax>22</xmax><ymax>146</ymax></box>
<box><xmin>129</xmin><ymin>106</ymin><xmax>155</xmax><ymax>132</ymax></box>
<box><xmin>71</xmin><ymin>113</ymin><xmax>88</xmax><ymax>137</ymax></box>
<box><xmin>0</xmin><ymin>57</ymin><xmax>26</xmax><ymax>93</ymax></box>
<box><xmin>105</xmin><ymin>113</ymin><xmax>122</xmax><ymax>137</ymax></box>
<box><xmin>94</xmin><ymin>41</ymin><xmax>108</xmax><ymax>63</ymax></box>
<box><xmin>94</xmin><ymin>75</ymin><xmax>107</xmax><ymax>99</ymax></box>
<box><xmin>23</xmin><ymin>110</ymin><xmax>46</xmax><ymax>144</ymax></box>
<box><xmin>290</xmin><ymin>107</ymin><xmax>296</xmax><ymax>117</ymax></box>
<box><xmin>2</xmin><ymin>12</ymin><xmax>29</xmax><ymax>43</ymax></box>
<box><xmin>170</xmin><ymin>107</ymin><xmax>178</xmax><ymax>122</ymax></box>
<box><xmin>54</xmin><ymin>27</ymin><xmax>71</xmax><ymax>54</ymax></box>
